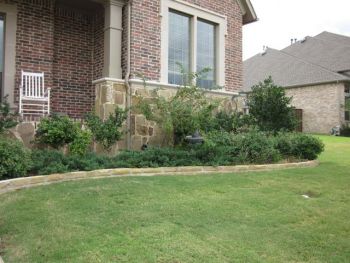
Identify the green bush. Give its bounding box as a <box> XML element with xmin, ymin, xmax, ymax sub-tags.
<box><xmin>289</xmin><ymin>134</ymin><xmax>324</xmax><ymax>160</ymax></box>
<box><xmin>0</xmin><ymin>96</ymin><xmax>18</xmax><ymax>134</ymax></box>
<box><xmin>0</xmin><ymin>138</ymin><xmax>31</xmax><ymax>179</ymax></box>
<box><xmin>208</xmin><ymin>111</ymin><xmax>254</xmax><ymax>133</ymax></box>
<box><xmin>247</xmin><ymin>77</ymin><xmax>297</xmax><ymax>133</ymax></box>
<box><xmin>69</xmin><ymin>130</ymin><xmax>92</xmax><ymax>155</ymax></box>
<box><xmin>35</xmin><ymin>114</ymin><xmax>79</xmax><ymax>149</ymax></box>
<box><xmin>35</xmin><ymin>114</ymin><xmax>92</xmax><ymax>155</ymax></box>
<box><xmin>30</xmin><ymin>149</ymin><xmax>69</xmax><ymax>175</ymax></box>
<box><xmin>232</xmin><ymin>131</ymin><xmax>281</xmax><ymax>164</ymax></box>
<box><xmin>86</xmin><ymin>107</ymin><xmax>127</xmax><ymax>150</ymax></box>
<box><xmin>340</xmin><ymin>124</ymin><xmax>350</xmax><ymax>137</ymax></box>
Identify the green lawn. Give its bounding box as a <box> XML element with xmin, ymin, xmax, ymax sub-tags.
<box><xmin>0</xmin><ymin>135</ymin><xmax>349</xmax><ymax>262</ymax></box>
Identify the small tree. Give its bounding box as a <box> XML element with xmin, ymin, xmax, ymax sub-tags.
<box><xmin>0</xmin><ymin>96</ymin><xmax>18</xmax><ymax>134</ymax></box>
<box><xmin>85</xmin><ymin>107</ymin><xmax>127</xmax><ymax>150</ymax></box>
<box><xmin>247</xmin><ymin>77</ymin><xmax>296</xmax><ymax>133</ymax></box>
<box><xmin>137</xmin><ymin>68</ymin><xmax>220</xmax><ymax>145</ymax></box>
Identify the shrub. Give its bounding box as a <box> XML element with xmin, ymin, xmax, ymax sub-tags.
<box><xmin>208</xmin><ymin>111</ymin><xmax>254</xmax><ymax>133</ymax></box>
<box><xmin>0</xmin><ymin>96</ymin><xmax>18</xmax><ymax>134</ymax></box>
<box><xmin>30</xmin><ymin>149</ymin><xmax>69</xmax><ymax>175</ymax></box>
<box><xmin>69</xmin><ymin>130</ymin><xmax>92</xmax><ymax>155</ymax></box>
<box><xmin>247</xmin><ymin>77</ymin><xmax>297</xmax><ymax>133</ymax></box>
<box><xmin>35</xmin><ymin>114</ymin><xmax>79</xmax><ymax>149</ymax></box>
<box><xmin>137</xmin><ymin>69</ymin><xmax>221</xmax><ymax>145</ymax></box>
<box><xmin>86</xmin><ymin>107</ymin><xmax>127</xmax><ymax>150</ymax></box>
<box><xmin>289</xmin><ymin>134</ymin><xmax>324</xmax><ymax>160</ymax></box>
<box><xmin>340</xmin><ymin>124</ymin><xmax>350</xmax><ymax>137</ymax></box>
<box><xmin>0</xmin><ymin>138</ymin><xmax>31</xmax><ymax>179</ymax></box>
<box><xmin>232</xmin><ymin>131</ymin><xmax>281</xmax><ymax>164</ymax></box>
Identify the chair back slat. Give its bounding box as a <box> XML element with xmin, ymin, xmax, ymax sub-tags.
<box><xmin>21</xmin><ymin>71</ymin><xmax>45</xmax><ymax>98</ymax></box>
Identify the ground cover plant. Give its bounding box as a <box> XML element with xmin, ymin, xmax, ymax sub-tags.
<box><xmin>0</xmin><ymin>135</ymin><xmax>349</xmax><ymax>262</ymax></box>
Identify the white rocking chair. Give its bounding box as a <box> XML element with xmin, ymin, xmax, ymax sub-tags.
<box><xmin>19</xmin><ymin>71</ymin><xmax>51</xmax><ymax>116</ymax></box>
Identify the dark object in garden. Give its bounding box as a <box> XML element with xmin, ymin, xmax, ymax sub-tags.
<box><xmin>330</xmin><ymin>125</ymin><xmax>341</xmax><ymax>136</ymax></box>
<box><xmin>141</xmin><ymin>144</ymin><xmax>148</xmax><ymax>151</ymax></box>
<box><xmin>185</xmin><ymin>130</ymin><xmax>204</xmax><ymax>145</ymax></box>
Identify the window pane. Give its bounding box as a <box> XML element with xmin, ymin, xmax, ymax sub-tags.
<box><xmin>197</xmin><ymin>19</ymin><xmax>216</xmax><ymax>89</ymax></box>
<box><xmin>168</xmin><ymin>11</ymin><xmax>190</xmax><ymax>85</ymax></box>
<box><xmin>345</xmin><ymin>97</ymin><xmax>350</xmax><ymax>121</ymax></box>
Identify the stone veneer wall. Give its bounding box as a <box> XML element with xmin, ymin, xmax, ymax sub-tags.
<box><xmin>285</xmin><ymin>83</ymin><xmax>345</xmax><ymax>134</ymax></box>
<box><xmin>94</xmin><ymin>80</ymin><xmax>238</xmax><ymax>152</ymax></box>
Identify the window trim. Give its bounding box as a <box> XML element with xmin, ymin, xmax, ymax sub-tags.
<box><xmin>161</xmin><ymin>0</ymin><xmax>227</xmax><ymax>87</ymax></box>
<box><xmin>0</xmin><ymin>3</ymin><xmax>17</xmax><ymax>107</ymax></box>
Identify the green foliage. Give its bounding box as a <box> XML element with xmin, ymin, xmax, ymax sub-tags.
<box><xmin>340</xmin><ymin>124</ymin><xmax>350</xmax><ymax>137</ymax></box>
<box><xmin>137</xmin><ymin>70</ymin><xmax>220</xmax><ymax>145</ymax></box>
<box><xmin>0</xmin><ymin>137</ymin><xmax>32</xmax><ymax>179</ymax></box>
<box><xmin>69</xmin><ymin>130</ymin><xmax>92</xmax><ymax>155</ymax></box>
<box><xmin>275</xmin><ymin>133</ymin><xmax>324</xmax><ymax>160</ymax></box>
<box><xmin>248</xmin><ymin>77</ymin><xmax>297</xmax><ymax>133</ymax></box>
<box><xmin>86</xmin><ymin>107</ymin><xmax>127</xmax><ymax>150</ymax></box>
<box><xmin>289</xmin><ymin>134</ymin><xmax>324</xmax><ymax>160</ymax></box>
<box><xmin>30</xmin><ymin>149</ymin><xmax>69</xmax><ymax>175</ymax></box>
<box><xmin>0</xmin><ymin>96</ymin><xmax>18</xmax><ymax>134</ymax></box>
<box><xmin>35</xmin><ymin>114</ymin><xmax>79</xmax><ymax>149</ymax></box>
<box><xmin>208</xmin><ymin>111</ymin><xmax>254</xmax><ymax>133</ymax></box>
<box><xmin>35</xmin><ymin>114</ymin><xmax>92</xmax><ymax>155</ymax></box>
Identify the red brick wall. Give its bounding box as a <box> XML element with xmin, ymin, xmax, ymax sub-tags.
<box><xmin>15</xmin><ymin>0</ymin><xmax>55</xmax><ymax>103</ymax></box>
<box><xmin>13</xmin><ymin>0</ymin><xmax>104</xmax><ymax>118</ymax></box>
<box><xmin>128</xmin><ymin>0</ymin><xmax>243</xmax><ymax>92</ymax></box>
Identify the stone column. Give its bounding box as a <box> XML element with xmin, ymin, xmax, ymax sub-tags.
<box><xmin>103</xmin><ymin>0</ymin><xmax>124</xmax><ymax>79</ymax></box>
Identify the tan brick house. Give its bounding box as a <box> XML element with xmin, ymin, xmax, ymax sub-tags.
<box><xmin>0</xmin><ymin>0</ymin><xmax>256</xmax><ymax>150</ymax></box>
<box><xmin>243</xmin><ymin>32</ymin><xmax>350</xmax><ymax>134</ymax></box>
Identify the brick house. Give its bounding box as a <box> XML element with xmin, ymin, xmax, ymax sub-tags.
<box><xmin>0</xmin><ymin>0</ymin><xmax>256</xmax><ymax>150</ymax></box>
<box><xmin>243</xmin><ymin>32</ymin><xmax>350</xmax><ymax>134</ymax></box>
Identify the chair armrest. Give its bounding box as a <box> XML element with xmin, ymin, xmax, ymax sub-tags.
<box><xmin>44</xmin><ymin>88</ymin><xmax>51</xmax><ymax>96</ymax></box>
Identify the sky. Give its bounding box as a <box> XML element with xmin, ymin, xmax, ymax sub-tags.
<box><xmin>243</xmin><ymin>0</ymin><xmax>350</xmax><ymax>60</ymax></box>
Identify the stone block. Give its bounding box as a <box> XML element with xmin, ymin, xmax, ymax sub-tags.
<box><xmin>114</xmin><ymin>91</ymin><xmax>125</xmax><ymax>106</ymax></box>
<box><xmin>113</xmin><ymin>83</ymin><xmax>126</xmax><ymax>92</ymax></box>
<box><xmin>136</xmin><ymin>125</ymin><xmax>148</xmax><ymax>136</ymax></box>
<box><xmin>16</xmin><ymin>122</ymin><xmax>35</xmax><ymax>147</ymax></box>
<box><xmin>131</xmin><ymin>135</ymin><xmax>142</xmax><ymax>151</ymax></box>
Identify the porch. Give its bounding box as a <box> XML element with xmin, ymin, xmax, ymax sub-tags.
<box><xmin>0</xmin><ymin>0</ymin><xmax>125</xmax><ymax>119</ymax></box>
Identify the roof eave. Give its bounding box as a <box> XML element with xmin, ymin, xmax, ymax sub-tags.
<box><xmin>238</xmin><ymin>0</ymin><xmax>258</xmax><ymax>25</ymax></box>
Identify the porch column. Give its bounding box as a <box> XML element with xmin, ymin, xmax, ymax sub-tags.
<box><xmin>103</xmin><ymin>0</ymin><xmax>124</xmax><ymax>79</ymax></box>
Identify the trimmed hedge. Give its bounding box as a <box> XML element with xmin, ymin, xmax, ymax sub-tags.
<box><xmin>0</xmin><ymin>138</ymin><xmax>32</xmax><ymax>179</ymax></box>
<box><xmin>0</xmin><ymin>132</ymin><xmax>324</xmax><ymax>178</ymax></box>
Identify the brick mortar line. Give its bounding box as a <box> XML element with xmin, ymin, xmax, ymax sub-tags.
<box><xmin>0</xmin><ymin>161</ymin><xmax>319</xmax><ymax>195</ymax></box>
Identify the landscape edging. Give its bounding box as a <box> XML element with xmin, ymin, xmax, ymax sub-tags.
<box><xmin>0</xmin><ymin>160</ymin><xmax>319</xmax><ymax>195</ymax></box>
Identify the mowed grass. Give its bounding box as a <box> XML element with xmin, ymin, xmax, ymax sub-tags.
<box><xmin>0</xmin><ymin>136</ymin><xmax>349</xmax><ymax>262</ymax></box>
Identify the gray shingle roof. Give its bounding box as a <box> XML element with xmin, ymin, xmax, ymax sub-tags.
<box><xmin>243</xmin><ymin>48</ymin><xmax>349</xmax><ymax>92</ymax></box>
<box><xmin>243</xmin><ymin>31</ymin><xmax>350</xmax><ymax>92</ymax></box>
<box><xmin>282</xmin><ymin>32</ymin><xmax>350</xmax><ymax>72</ymax></box>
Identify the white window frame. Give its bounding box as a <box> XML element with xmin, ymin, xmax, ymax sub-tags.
<box><xmin>160</xmin><ymin>0</ymin><xmax>227</xmax><ymax>87</ymax></box>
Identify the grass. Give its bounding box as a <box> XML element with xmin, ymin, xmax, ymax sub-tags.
<box><xmin>0</xmin><ymin>135</ymin><xmax>349</xmax><ymax>262</ymax></box>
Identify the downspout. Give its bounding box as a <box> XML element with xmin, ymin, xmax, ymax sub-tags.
<box><xmin>125</xmin><ymin>0</ymin><xmax>132</xmax><ymax>150</ymax></box>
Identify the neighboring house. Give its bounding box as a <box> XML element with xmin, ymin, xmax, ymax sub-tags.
<box><xmin>0</xmin><ymin>0</ymin><xmax>256</xmax><ymax>150</ymax></box>
<box><xmin>243</xmin><ymin>31</ymin><xmax>350</xmax><ymax>134</ymax></box>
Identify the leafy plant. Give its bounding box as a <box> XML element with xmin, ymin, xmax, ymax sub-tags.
<box><xmin>247</xmin><ymin>77</ymin><xmax>297</xmax><ymax>133</ymax></box>
<box><xmin>137</xmin><ymin>68</ymin><xmax>220</xmax><ymax>145</ymax></box>
<box><xmin>85</xmin><ymin>107</ymin><xmax>127</xmax><ymax>150</ymax></box>
<box><xmin>0</xmin><ymin>137</ymin><xmax>32</xmax><ymax>179</ymax></box>
<box><xmin>35</xmin><ymin>114</ymin><xmax>79</xmax><ymax>149</ymax></box>
<box><xmin>340</xmin><ymin>124</ymin><xmax>350</xmax><ymax>137</ymax></box>
<box><xmin>35</xmin><ymin>114</ymin><xmax>92</xmax><ymax>155</ymax></box>
<box><xmin>69</xmin><ymin>130</ymin><xmax>92</xmax><ymax>155</ymax></box>
<box><xmin>0</xmin><ymin>96</ymin><xmax>18</xmax><ymax>134</ymax></box>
